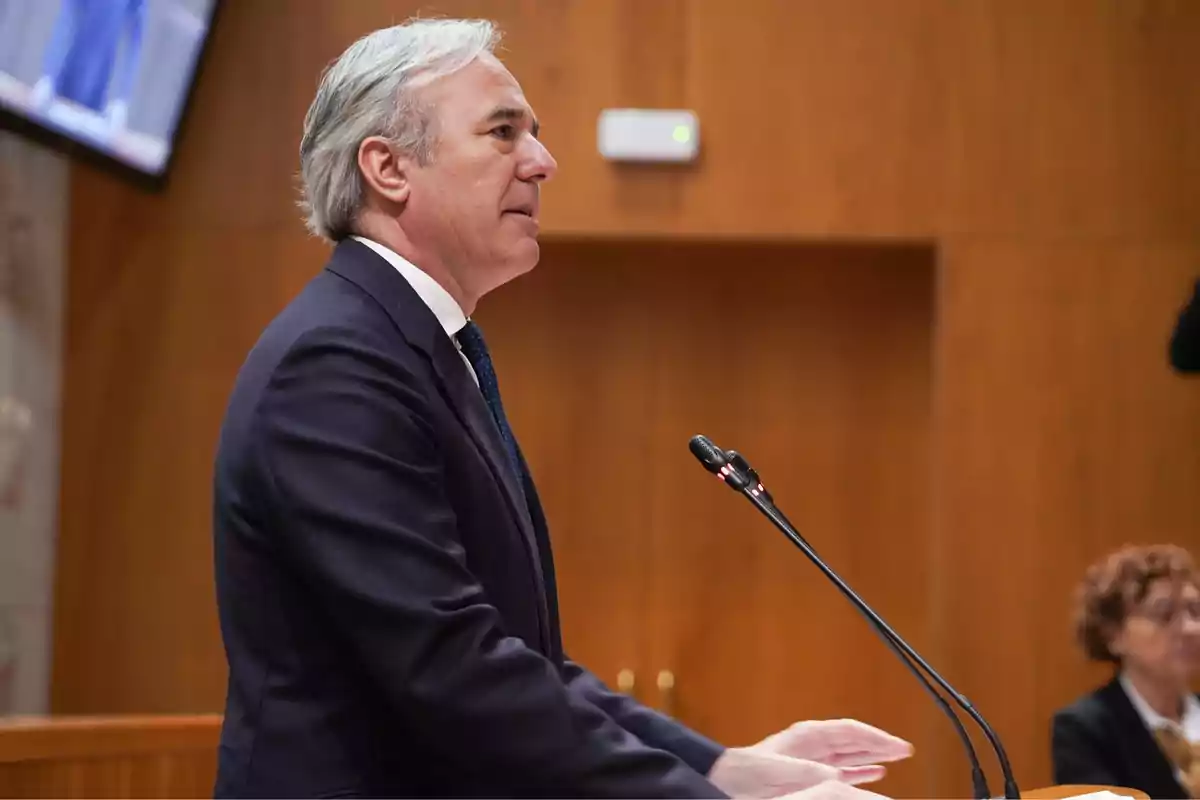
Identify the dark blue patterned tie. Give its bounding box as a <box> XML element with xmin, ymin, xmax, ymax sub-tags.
<box><xmin>455</xmin><ymin>320</ymin><xmax>524</xmax><ymax>482</ymax></box>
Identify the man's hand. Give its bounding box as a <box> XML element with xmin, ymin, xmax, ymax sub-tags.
<box><xmin>755</xmin><ymin>719</ymin><xmax>913</xmax><ymax>769</ymax></box>
<box><xmin>707</xmin><ymin>719</ymin><xmax>912</xmax><ymax>799</ymax></box>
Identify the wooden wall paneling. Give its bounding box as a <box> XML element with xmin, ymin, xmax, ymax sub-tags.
<box><xmin>632</xmin><ymin>241</ymin><xmax>938</xmax><ymax>797</ymax></box>
<box><xmin>472</xmin><ymin>241</ymin><xmax>661</xmax><ymax>701</ymax></box>
<box><xmin>674</xmin><ymin>0</ymin><xmax>1200</xmax><ymax>242</ymax></box>
<box><xmin>933</xmin><ymin>240</ymin><xmax>1200</xmax><ymax>795</ymax></box>
<box><xmin>937</xmin><ymin>0</ymin><xmax>1200</xmax><ymax>240</ymax></box>
<box><xmin>151</xmin><ymin>1</ymin><xmax>325</xmax><ymax>231</ymax></box>
<box><xmin>498</xmin><ymin>0</ymin><xmax>696</xmax><ymax>236</ymax></box>
<box><xmin>480</xmin><ymin>238</ymin><xmax>941</xmax><ymax>798</ymax></box>
<box><xmin>52</xmin><ymin>230</ymin><xmax>328</xmax><ymax>712</ymax></box>
<box><xmin>681</xmin><ymin>0</ymin><xmax>948</xmax><ymax>239</ymax></box>
<box><xmin>59</xmin><ymin>1</ymin><xmax>1200</xmax><ymax>241</ymax></box>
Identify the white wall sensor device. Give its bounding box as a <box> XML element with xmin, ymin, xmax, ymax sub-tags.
<box><xmin>597</xmin><ymin>109</ymin><xmax>700</xmax><ymax>163</ymax></box>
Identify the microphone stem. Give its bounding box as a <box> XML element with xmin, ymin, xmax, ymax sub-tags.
<box><xmin>742</xmin><ymin>488</ymin><xmax>1018</xmax><ymax>800</ymax></box>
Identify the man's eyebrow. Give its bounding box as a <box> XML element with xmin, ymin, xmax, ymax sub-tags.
<box><xmin>485</xmin><ymin>106</ymin><xmax>540</xmax><ymax>137</ymax></box>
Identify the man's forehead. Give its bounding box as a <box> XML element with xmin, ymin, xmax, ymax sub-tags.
<box><xmin>425</xmin><ymin>58</ymin><xmax>534</xmax><ymax>114</ymax></box>
<box><xmin>474</xmin><ymin>60</ymin><xmax>532</xmax><ymax>109</ymax></box>
<box><xmin>465</xmin><ymin>62</ymin><xmax>539</xmax><ymax>130</ymax></box>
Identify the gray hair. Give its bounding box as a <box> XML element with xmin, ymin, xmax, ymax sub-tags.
<box><xmin>298</xmin><ymin>18</ymin><xmax>501</xmax><ymax>242</ymax></box>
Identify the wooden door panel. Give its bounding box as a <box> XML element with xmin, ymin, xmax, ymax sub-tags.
<box><xmin>482</xmin><ymin>239</ymin><xmax>938</xmax><ymax>796</ymax></box>
<box><xmin>641</xmin><ymin>241</ymin><xmax>938</xmax><ymax>797</ymax></box>
<box><xmin>475</xmin><ymin>243</ymin><xmax>659</xmax><ymax>693</ymax></box>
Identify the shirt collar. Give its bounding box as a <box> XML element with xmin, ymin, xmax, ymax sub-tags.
<box><xmin>1119</xmin><ymin>672</ymin><xmax>1200</xmax><ymax>740</ymax></box>
<box><xmin>350</xmin><ymin>235</ymin><xmax>467</xmax><ymax>339</ymax></box>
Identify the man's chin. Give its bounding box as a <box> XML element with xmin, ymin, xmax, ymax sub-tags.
<box><xmin>509</xmin><ymin>240</ymin><xmax>541</xmax><ymax>273</ymax></box>
<box><xmin>481</xmin><ymin>248</ymin><xmax>540</xmax><ymax>296</ymax></box>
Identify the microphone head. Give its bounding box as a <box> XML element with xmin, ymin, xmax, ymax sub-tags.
<box><xmin>726</xmin><ymin>450</ymin><xmax>753</xmax><ymax>477</ymax></box>
<box><xmin>726</xmin><ymin>450</ymin><xmax>772</xmax><ymax>502</ymax></box>
<box><xmin>688</xmin><ymin>434</ymin><xmax>728</xmax><ymax>474</ymax></box>
<box><xmin>689</xmin><ymin>435</ymin><xmax>751</xmax><ymax>490</ymax></box>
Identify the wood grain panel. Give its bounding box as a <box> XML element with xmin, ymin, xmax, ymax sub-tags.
<box><xmin>0</xmin><ymin>714</ymin><xmax>220</xmax><ymax>799</ymax></box>
<box><xmin>472</xmin><ymin>243</ymin><xmax>661</xmax><ymax>698</ymax></box>
<box><xmin>934</xmin><ymin>241</ymin><xmax>1200</xmax><ymax>795</ymax></box>
<box><xmin>938</xmin><ymin>0</ymin><xmax>1200</xmax><ymax>239</ymax></box>
<box><xmin>478</xmin><ymin>239</ymin><xmax>936</xmax><ymax>796</ymax></box>
<box><xmin>57</xmin><ymin>0</ymin><xmax>1200</xmax><ymax>240</ymax></box>
<box><xmin>682</xmin><ymin>0</ymin><xmax>948</xmax><ymax>238</ymax></box>
<box><xmin>52</xmin><ymin>231</ymin><xmax>327</xmax><ymax>711</ymax></box>
<box><xmin>637</xmin><ymin>241</ymin><xmax>936</xmax><ymax>798</ymax></box>
<box><xmin>677</xmin><ymin>0</ymin><xmax>1200</xmax><ymax>240</ymax></box>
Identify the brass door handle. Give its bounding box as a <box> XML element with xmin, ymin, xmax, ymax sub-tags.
<box><xmin>657</xmin><ymin>669</ymin><xmax>675</xmax><ymax>715</ymax></box>
<box><xmin>617</xmin><ymin>668</ymin><xmax>636</xmax><ymax>695</ymax></box>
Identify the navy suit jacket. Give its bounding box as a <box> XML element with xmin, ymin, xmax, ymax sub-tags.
<box><xmin>212</xmin><ymin>238</ymin><xmax>727</xmax><ymax>798</ymax></box>
<box><xmin>1051</xmin><ymin>677</ymin><xmax>1192</xmax><ymax>799</ymax></box>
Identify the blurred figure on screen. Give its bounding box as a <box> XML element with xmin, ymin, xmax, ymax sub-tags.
<box><xmin>28</xmin><ymin>0</ymin><xmax>146</xmax><ymax>132</ymax></box>
<box><xmin>1170</xmin><ymin>278</ymin><xmax>1200</xmax><ymax>373</ymax></box>
<box><xmin>1052</xmin><ymin>544</ymin><xmax>1200</xmax><ymax>798</ymax></box>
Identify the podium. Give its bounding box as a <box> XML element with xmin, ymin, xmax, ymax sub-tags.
<box><xmin>1021</xmin><ymin>786</ymin><xmax>1150</xmax><ymax>800</ymax></box>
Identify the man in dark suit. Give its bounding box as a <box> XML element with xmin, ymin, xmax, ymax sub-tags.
<box><xmin>1170</xmin><ymin>279</ymin><xmax>1200</xmax><ymax>373</ymax></box>
<box><xmin>212</xmin><ymin>18</ymin><xmax>911</xmax><ymax>799</ymax></box>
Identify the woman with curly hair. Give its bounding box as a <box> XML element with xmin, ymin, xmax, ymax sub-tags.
<box><xmin>1052</xmin><ymin>544</ymin><xmax>1200</xmax><ymax>798</ymax></box>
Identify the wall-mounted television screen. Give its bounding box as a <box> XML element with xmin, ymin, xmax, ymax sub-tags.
<box><xmin>0</xmin><ymin>0</ymin><xmax>221</xmax><ymax>188</ymax></box>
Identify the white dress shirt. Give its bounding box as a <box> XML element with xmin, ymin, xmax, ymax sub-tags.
<box><xmin>1120</xmin><ymin>671</ymin><xmax>1200</xmax><ymax>785</ymax></box>
<box><xmin>350</xmin><ymin>235</ymin><xmax>478</xmax><ymax>385</ymax></box>
<box><xmin>1120</xmin><ymin>672</ymin><xmax>1200</xmax><ymax>741</ymax></box>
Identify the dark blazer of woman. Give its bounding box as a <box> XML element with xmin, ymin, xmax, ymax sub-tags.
<box><xmin>1052</xmin><ymin>677</ymin><xmax>1194</xmax><ymax>799</ymax></box>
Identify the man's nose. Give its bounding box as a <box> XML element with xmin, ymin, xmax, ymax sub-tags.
<box><xmin>520</xmin><ymin>138</ymin><xmax>557</xmax><ymax>183</ymax></box>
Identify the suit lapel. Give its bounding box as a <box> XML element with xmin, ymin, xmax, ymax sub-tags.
<box><xmin>325</xmin><ymin>240</ymin><xmax>552</xmax><ymax>651</ymax></box>
<box><xmin>1099</xmin><ymin>678</ymin><xmax>1190</xmax><ymax>798</ymax></box>
<box><xmin>426</xmin><ymin>331</ymin><xmax>550</xmax><ymax>588</ymax></box>
<box><xmin>514</xmin><ymin>443</ymin><xmax>563</xmax><ymax>660</ymax></box>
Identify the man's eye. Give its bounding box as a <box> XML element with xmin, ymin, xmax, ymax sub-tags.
<box><xmin>492</xmin><ymin>125</ymin><xmax>516</xmax><ymax>140</ymax></box>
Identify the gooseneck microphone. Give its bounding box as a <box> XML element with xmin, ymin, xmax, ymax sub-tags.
<box><xmin>687</xmin><ymin>434</ymin><xmax>1019</xmax><ymax>800</ymax></box>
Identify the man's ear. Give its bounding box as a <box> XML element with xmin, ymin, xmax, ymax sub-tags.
<box><xmin>357</xmin><ymin>136</ymin><xmax>411</xmax><ymax>205</ymax></box>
